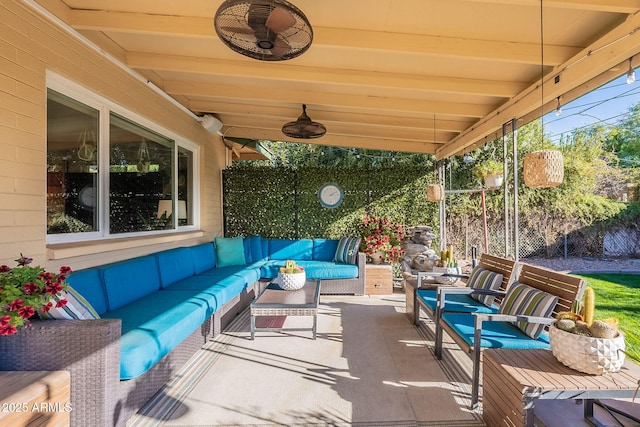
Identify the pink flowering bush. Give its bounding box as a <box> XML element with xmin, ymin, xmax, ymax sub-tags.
<box><xmin>358</xmin><ymin>215</ymin><xmax>406</xmax><ymax>263</ymax></box>
<box><xmin>0</xmin><ymin>254</ymin><xmax>71</xmax><ymax>336</ymax></box>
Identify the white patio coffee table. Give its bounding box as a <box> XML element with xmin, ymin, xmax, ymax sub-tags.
<box><xmin>250</xmin><ymin>278</ymin><xmax>321</xmax><ymax>340</ymax></box>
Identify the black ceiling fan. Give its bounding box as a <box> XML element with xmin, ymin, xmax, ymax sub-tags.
<box><xmin>214</xmin><ymin>0</ymin><xmax>313</xmax><ymax>61</ymax></box>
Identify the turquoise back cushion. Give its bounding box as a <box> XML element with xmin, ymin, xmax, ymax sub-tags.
<box><xmin>103</xmin><ymin>255</ymin><xmax>161</xmax><ymax>310</ymax></box>
<box><xmin>64</xmin><ymin>268</ymin><xmax>108</xmax><ymax>315</ymax></box>
<box><xmin>268</xmin><ymin>239</ymin><xmax>313</xmax><ymax>260</ymax></box>
<box><xmin>214</xmin><ymin>236</ymin><xmax>247</xmax><ymax>267</ymax></box>
<box><xmin>190</xmin><ymin>243</ymin><xmax>216</xmax><ymax>274</ymax></box>
<box><xmin>313</xmin><ymin>239</ymin><xmax>339</xmax><ymax>261</ymax></box>
<box><xmin>243</xmin><ymin>235</ymin><xmax>264</xmax><ymax>264</ymax></box>
<box><xmin>156</xmin><ymin>247</ymin><xmax>195</xmax><ymax>288</ymax></box>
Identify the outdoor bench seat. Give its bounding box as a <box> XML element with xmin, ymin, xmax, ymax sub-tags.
<box><xmin>435</xmin><ymin>263</ymin><xmax>586</xmax><ymax>409</ymax></box>
<box><xmin>0</xmin><ymin>235</ymin><xmax>365</xmax><ymax>426</ymax></box>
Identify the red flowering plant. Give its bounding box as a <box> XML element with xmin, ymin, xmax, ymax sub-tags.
<box><xmin>358</xmin><ymin>215</ymin><xmax>406</xmax><ymax>263</ymax></box>
<box><xmin>0</xmin><ymin>254</ymin><xmax>72</xmax><ymax>336</ymax></box>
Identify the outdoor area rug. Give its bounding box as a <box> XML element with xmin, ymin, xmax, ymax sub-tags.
<box><xmin>127</xmin><ymin>293</ymin><xmax>484</xmax><ymax>426</ymax></box>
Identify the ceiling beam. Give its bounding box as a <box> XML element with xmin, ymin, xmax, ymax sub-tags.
<box><xmin>191</xmin><ymin>101</ymin><xmax>473</xmax><ymax>133</ymax></box>
<box><xmin>127</xmin><ymin>52</ymin><xmax>524</xmax><ymax>98</ymax></box>
<box><xmin>460</xmin><ymin>0</ymin><xmax>640</xmax><ymax>14</ymax></box>
<box><xmin>436</xmin><ymin>10</ymin><xmax>640</xmax><ymax>159</ymax></box>
<box><xmin>219</xmin><ymin>128</ymin><xmax>439</xmax><ymax>154</ymax></box>
<box><xmin>165</xmin><ymin>80</ymin><xmax>494</xmax><ymax>118</ymax></box>
<box><xmin>70</xmin><ymin>10</ymin><xmax>578</xmax><ymax>65</ymax></box>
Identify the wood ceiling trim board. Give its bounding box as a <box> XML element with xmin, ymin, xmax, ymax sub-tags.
<box><xmin>221</xmin><ymin>128</ymin><xmax>438</xmax><ymax>154</ymax></box>
<box><xmin>460</xmin><ymin>0</ymin><xmax>640</xmax><ymax>14</ymax></box>
<box><xmin>165</xmin><ymin>80</ymin><xmax>493</xmax><ymax>118</ymax></box>
<box><xmin>126</xmin><ymin>52</ymin><xmax>525</xmax><ymax>98</ymax></box>
<box><xmin>71</xmin><ymin>10</ymin><xmax>577</xmax><ymax>65</ymax></box>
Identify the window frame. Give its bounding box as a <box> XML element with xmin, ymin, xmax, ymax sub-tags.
<box><xmin>46</xmin><ymin>72</ymin><xmax>200</xmax><ymax>244</ymax></box>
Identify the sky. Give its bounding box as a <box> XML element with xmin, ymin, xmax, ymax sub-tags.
<box><xmin>543</xmin><ymin>67</ymin><xmax>640</xmax><ymax>143</ymax></box>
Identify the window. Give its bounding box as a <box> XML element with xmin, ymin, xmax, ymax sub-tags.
<box><xmin>47</xmin><ymin>90</ymin><xmax>100</xmax><ymax>234</ymax></box>
<box><xmin>46</xmin><ymin>83</ymin><xmax>198</xmax><ymax>243</ymax></box>
<box><xmin>109</xmin><ymin>113</ymin><xmax>174</xmax><ymax>234</ymax></box>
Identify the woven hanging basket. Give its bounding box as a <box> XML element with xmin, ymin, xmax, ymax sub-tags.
<box><xmin>426</xmin><ymin>184</ymin><xmax>444</xmax><ymax>202</ymax></box>
<box><xmin>523</xmin><ymin>150</ymin><xmax>564</xmax><ymax>188</ymax></box>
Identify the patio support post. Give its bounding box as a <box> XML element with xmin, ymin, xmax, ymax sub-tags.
<box><xmin>512</xmin><ymin>118</ymin><xmax>520</xmax><ymax>261</ymax></box>
<box><xmin>438</xmin><ymin>160</ymin><xmax>447</xmax><ymax>250</ymax></box>
<box><xmin>502</xmin><ymin>123</ymin><xmax>510</xmax><ymax>257</ymax></box>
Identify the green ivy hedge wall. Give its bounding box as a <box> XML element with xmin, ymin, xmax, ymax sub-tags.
<box><xmin>222</xmin><ymin>165</ymin><xmax>440</xmax><ymax>240</ymax></box>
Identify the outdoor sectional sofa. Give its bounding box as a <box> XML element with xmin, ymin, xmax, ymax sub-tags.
<box><xmin>0</xmin><ymin>236</ymin><xmax>365</xmax><ymax>427</ymax></box>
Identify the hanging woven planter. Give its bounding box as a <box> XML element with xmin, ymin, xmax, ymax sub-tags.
<box><xmin>426</xmin><ymin>184</ymin><xmax>444</xmax><ymax>202</ymax></box>
<box><xmin>523</xmin><ymin>150</ymin><xmax>564</xmax><ymax>188</ymax></box>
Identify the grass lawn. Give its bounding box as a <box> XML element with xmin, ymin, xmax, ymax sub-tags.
<box><xmin>577</xmin><ymin>273</ymin><xmax>640</xmax><ymax>364</ymax></box>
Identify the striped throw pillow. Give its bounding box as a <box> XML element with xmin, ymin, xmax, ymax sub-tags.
<box><xmin>467</xmin><ymin>267</ymin><xmax>503</xmax><ymax>307</ymax></box>
<box><xmin>40</xmin><ymin>286</ymin><xmax>100</xmax><ymax>320</ymax></box>
<box><xmin>499</xmin><ymin>281</ymin><xmax>558</xmax><ymax>339</ymax></box>
<box><xmin>334</xmin><ymin>237</ymin><xmax>361</xmax><ymax>264</ymax></box>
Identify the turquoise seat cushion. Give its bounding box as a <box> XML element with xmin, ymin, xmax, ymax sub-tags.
<box><xmin>243</xmin><ymin>235</ymin><xmax>264</xmax><ymax>263</ymax></box>
<box><xmin>268</xmin><ymin>239</ymin><xmax>313</xmax><ymax>260</ymax></box>
<box><xmin>214</xmin><ymin>236</ymin><xmax>246</xmax><ymax>267</ymax></box>
<box><xmin>416</xmin><ymin>289</ymin><xmax>498</xmax><ymax>314</ymax></box>
<box><xmin>190</xmin><ymin>243</ymin><xmax>216</xmax><ymax>274</ymax></box>
<box><xmin>161</xmin><ymin>275</ymin><xmax>247</xmax><ymax>308</ymax></box>
<box><xmin>313</xmin><ymin>239</ymin><xmax>339</xmax><ymax>261</ymax></box>
<box><xmin>260</xmin><ymin>260</ymin><xmax>358</xmax><ymax>280</ymax></box>
<box><xmin>156</xmin><ymin>247</ymin><xmax>195</xmax><ymax>288</ymax></box>
<box><xmin>102</xmin><ymin>290</ymin><xmax>217</xmax><ymax>379</ymax></box>
<box><xmin>102</xmin><ymin>255</ymin><xmax>161</xmax><ymax>310</ymax></box>
<box><xmin>198</xmin><ymin>265</ymin><xmax>260</xmax><ymax>281</ymax></box>
<box><xmin>441</xmin><ymin>312</ymin><xmax>551</xmax><ymax>350</ymax></box>
<box><xmin>65</xmin><ymin>268</ymin><xmax>108</xmax><ymax>315</ymax></box>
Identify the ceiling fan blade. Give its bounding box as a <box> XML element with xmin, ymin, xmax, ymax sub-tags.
<box><xmin>271</xmin><ymin>35</ymin><xmax>291</xmax><ymax>58</ymax></box>
<box><xmin>266</xmin><ymin>7</ymin><xmax>296</xmax><ymax>33</ymax></box>
<box><xmin>218</xmin><ymin>24</ymin><xmax>255</xmax><ymax>35</ymax></box>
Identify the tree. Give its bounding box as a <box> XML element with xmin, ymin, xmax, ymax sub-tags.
<box><xmin>605</xmin><ymin>103</ymin><xmax>640</xmax><ymax>167</ymax></box>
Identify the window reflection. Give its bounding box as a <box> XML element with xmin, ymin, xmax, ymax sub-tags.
<box><xmin>109</xmin><ymin>113</ymin><xmax>174</xmax><ymax>234</ymax></box>
<box><xmin>46</xmin><ymin>90</ymin><xmax>99</xmax><ymax>234</ymax></box>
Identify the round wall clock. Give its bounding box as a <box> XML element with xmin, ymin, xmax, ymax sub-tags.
<box><xmin>318</xmin><ymin>183</ymin><xmax>344</xmax><ymax>209</ymax></box>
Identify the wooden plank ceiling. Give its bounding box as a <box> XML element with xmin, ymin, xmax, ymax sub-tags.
<box><xmin>35</xmin><ymin>0</ymin><xmax>640</xmax><ymax>159</ymax></box>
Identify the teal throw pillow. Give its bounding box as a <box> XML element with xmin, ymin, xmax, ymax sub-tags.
<box><xmin>334</xmin><ymin>237</ymin><xmax>361</xmax><ymax>264</ymax></box>
<box><xmin>215</xmin><ymin>236</ymin><xmax>247</xmax><ymax>267</ymax></box>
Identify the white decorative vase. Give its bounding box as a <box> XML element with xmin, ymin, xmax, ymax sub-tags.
<box><xmin>549</xmin><ymin>323</ymin><xmax>625</xmax><ymax>375</ymax></box>
<box><xmin>369</xmin><ymin>250</ymin><xmax>386</xmax><ymax>264</ymax></box>
<box><xmin>277</xmin><ymin>271</ymin><xmax>306</xmax><ymax>291</ymax></box>
<box><xmin>433</xmin><ymin>266</ymin><xmax>461</xmax><ymax>284</ymax></box>
<box><xmin>484</xmin><ymin>173</ymin><xmax>503</xmax><ymax>189</ymax></box>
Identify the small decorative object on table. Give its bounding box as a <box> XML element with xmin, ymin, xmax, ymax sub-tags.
<box><xmin>277</xmin><ymin>260</ymin><xmax>306</xmax><ymax>291</ymax></box>
<box><xmin>434</xmin><ymin>245</ymin><xmax>460</xmax><ymax>284</ymax></box>
<box><xmin>549</xmin><ymin>286</ymin><xmax>626</xmax><ymax>375</ymax></box>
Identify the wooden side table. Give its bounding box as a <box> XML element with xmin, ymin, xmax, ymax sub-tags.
<box><xmin>365</xmin><ymin>263</ymin><xmax>393</xmax><ymax>295</ymax></box>
<box><xmin>483</xmin><ymin>348</ymin><xmax>640</xmax><ymax>427</ymax></box>
<box><xmin>0</xmin><ymin>371</ymin><xmax>71</xmax><ymax>427</ymax></box>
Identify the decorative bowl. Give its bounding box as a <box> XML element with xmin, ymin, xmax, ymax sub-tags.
<box><xmin>549</xmin><ymin>323</ymin><xmax>625</xmax><ymax>375</ymax></box>
<box><xmin>277</xmin><ymin>271</ymin><xmax>306</xmax><ymax>291</ymax></box>
<box><xmin>433</xmin><ymin>266</ymin><xmax>461</xmax><ymax>284</ymax></box>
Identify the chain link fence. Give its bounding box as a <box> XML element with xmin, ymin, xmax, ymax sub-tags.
<box><xmin>446</xmin><ymin>214</ymin><xmax>640</xmax><ymax>260</ymax></box>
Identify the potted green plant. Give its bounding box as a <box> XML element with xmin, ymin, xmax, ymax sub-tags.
<box><xmin>473</xmin><ymin>159</ymin><xmax>504</xmax><ymax>188</ymax></box>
